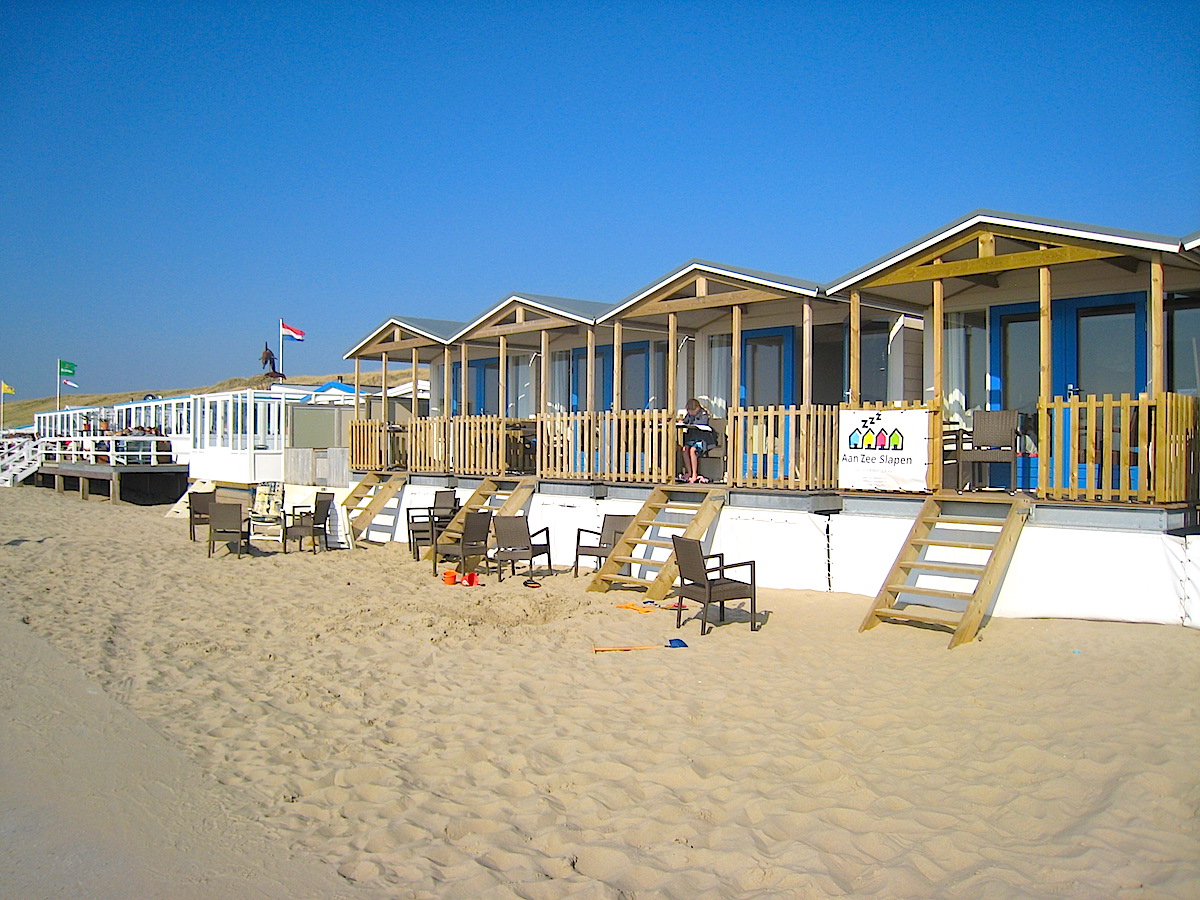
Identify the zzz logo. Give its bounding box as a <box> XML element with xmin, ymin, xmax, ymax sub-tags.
<box><xmin>847</xmin><ymin>413</ymin><xmax>904</xmax><ymax>451</ymax></box>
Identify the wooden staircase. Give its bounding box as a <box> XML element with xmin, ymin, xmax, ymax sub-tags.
<box><xmin>430</xmin><ymin>476</ymin><xmax>537</xmax><ymax>557</ymax></box>
<box><xmin>342</xmin><ymin>472</ymin><xmax>408</xmax><ymax>546</ymax></box>
<box><xmin>860</xmin><ymin>495</ymin><xmax>1030</xmax><ymax>648</ymax></box>
<box><xmin>587</xmin><ymin>485</ymin><xmax>727</xmax><ymax>603</ymax></box>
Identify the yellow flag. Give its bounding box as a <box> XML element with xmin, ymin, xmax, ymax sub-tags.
<box><xmin>1</xmin><ymin>382</ymin><xmax>13</xmax><ymax>395</ymax></box>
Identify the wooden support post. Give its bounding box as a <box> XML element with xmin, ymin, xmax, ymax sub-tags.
<box><xmin>539</xmin><ymin>328</ymin><xmax>549</xmax><ymax>416</ymax></box>
<box><xmin>442</xmin><ymin>347</ymin><xmax>452</xmax><ymax>417</ymax></box>
<box><xmin>80</xmin><ymin>475</ymin><xmax>89</xmax><ymax>500</ymax></box>
<box><xmin>849</xmin><ymin>291</ymin><xmax>861</xmax><ymax>405</ymax></box>
<box><xmin>381</xmin><ymin>352</ymin><xmax>390</xmax><ymax>425</ymax></box>
<box><xmin>932</xmin><ymin>278</ymin><xmax>944</xmax><ymax>408</ymax></box>
<box><xmin>1038</xmin><ymin>257</ymin><xmax>1052</xmax><ymax>495</ymax></box>
<box><xmin>499</xmin><ymin>335</ymin><xmax>508</xmax><ymax>416</ymax></box>
<box><xmin>731</xmin><ymin>304</ymin><xmax>743</xmax><ymax>412</ymax></box>
<box><xmin>612</xmin><ymin>321</ymin><xmax>623</xmax><ymax>411</ymax></box>
<box><xmin>354</xmin><ymin>358</ymin><xmax>361</xmax><ymax>420</ymax></box>
<box><xmin>667</xmin><ymin>313</ymin><xmax>678</xmax><ymax>412</ymax></box>
<box><xmin>460</xmin><ymin>343</ymin><xmax>469</xmax><ymax>416</ymax></box>
<box><xmin>1150</xmin><ymin>250</ymin><xmax>1165</xmax><ymax>394</ymax></box>
<box><xmin>586</xmin><ymin>326</ymin><xmax>596</xmax><ymax>413</ymax></box>
<box><xmin>110</xmin><ymin>472</ymin><xmax>120</xmax><ymax>504</ymax></box>
<box><xmin>411</xmin><ymin>349</ymin><xmax>419</xmax><ymax>420</ymax></box>
<box><xmin>802</xmin><ymin>296</ymin><xmax>813</xmax><ymax>406</ymax></box>
<box><xmin>55</xmin><ymin>474</ymin><xmax>64</xmax><ymax>494</ymax></box>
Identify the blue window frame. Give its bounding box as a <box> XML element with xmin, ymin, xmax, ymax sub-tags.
<box><xmin>740</xmin><ymin>326</ymin><xmax>795</xmax><ymax>407</ymax></box>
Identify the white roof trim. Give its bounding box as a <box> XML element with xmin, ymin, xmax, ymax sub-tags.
<box><xmin>600</xmin><ymin>262</ymin><xmax>820</xmax><ymax>323</ymax></box>
<box><xmin>828</xmin><ymin>212</ymin><xmax>1182</xmax><ymax>296</ymax></box>
<box><xmin>343</xmin><ymin>317</ymin><xmax>450</xmax><ymax>359</ymax></box>
<box><xmin>449</xmin><ymin>294</ymin><xmax>597</xmax><ymax>343</ymax></box>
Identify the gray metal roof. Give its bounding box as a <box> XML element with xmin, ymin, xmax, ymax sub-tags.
<box><xmin>826</xmin><ymin>209</ymin><xmax>1186</xmax><ymax>295</ymax></box>
<box><xmin>343</xmin><ymin>315</ymin><xmax>466</xmax><ymax>359</ymax></box>
<box><xmin>602</xmin><ymin>258</ymin><xmax>823</xmax><ymax>322</ymax></box>
<box><xmin>449</xmin><ymin>293</ymin><xmax>614</xmax><ymax>342</ymax></box>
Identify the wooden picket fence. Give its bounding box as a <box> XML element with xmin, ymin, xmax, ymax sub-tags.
<box><xmin>1038</xmin><ymin>392</ymin><xmax>1200</xmax><ymax>504</ymax></box>
<box><xmin>726</xmin><ymin>405</ymin><xmax>840</xmax><ymax>490</ymax></box>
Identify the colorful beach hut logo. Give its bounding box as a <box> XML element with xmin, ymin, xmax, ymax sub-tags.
<box><xmin>847</xmin><ymin>412</ymin><xmax>905</xmax><ymax>452</ymax></box>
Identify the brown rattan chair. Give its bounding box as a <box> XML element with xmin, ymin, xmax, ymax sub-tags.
<box><xmin>958</xmin><ymin>410</ymin><xmax>1019</xmax><ymax>491</ymax></box>
<box><xmin>188</xmin><ymin>490</ymin><xmax>217</xmax><ymax>541</ymax></box>
<box><xmin>574</xmin><ymin>513</ymin><xmax>634</xmax><ymax>576</ymax></box>
<box><xmin>431</xmin><ymin>510</ymin><xmax>492</xmax><ymax>576</ymax></box>
<box><xmin>207</xmin><ymin>502</ymin><xmax>249</xmax><ymax>558</ymax></box>
<box><xmin>492</xmin><ymin>515</ymin><xmax>552</xmax><ymax>581</ymax></box>
<box><xmin>406</xmin><ymin>490</ymin><xmax>459</xmax><ymax>559</ymax></box>
<box><xmin>671</xmin><ymin>535</ymin><xmax>758</xmax><ymax>635</ymax></box>
<box><xmin>287</xmin><ymin>492</ymin><xmax>334</xmax><ymax>552</ymax></box>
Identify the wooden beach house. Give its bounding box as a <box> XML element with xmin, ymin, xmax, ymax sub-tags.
<box><xmin>342</xmin><ymin>210</ymin><xmax>1200</xmax><ymax>633</ymax></box>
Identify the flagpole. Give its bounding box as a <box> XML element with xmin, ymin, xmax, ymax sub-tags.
<box><xmin>56</xmin><ymin>359</ymin><xmax>61</xmax><ymax>411</ymax></box>
<box><xmin>278</xmin><ymin>318</ymin><xmax>284</xmax><ymax>380</ymax></box>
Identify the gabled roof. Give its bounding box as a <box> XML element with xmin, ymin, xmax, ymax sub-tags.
<box><xmin>1184</xmin><ymin>229</ymin><xmax>1200</xmax><ymax>253</ymax></box>
<box><xmin>344</xmin><ymin>316</ymin><xmax>465</xmax><ymax>359</ymax></box>
<box><xmin>451</xmin><ymin>293</ymin><xmax>613</xmax><ymax>342</ymax></box>
<box><xmin>827</xmin><ymin>209</ymin><xmax>1186</xmax><ymax>296</ymax></box>
<box><xmin>600</xmin><ymin>259</ymin><xmax>822</xmax><ymax>323</ymax></box>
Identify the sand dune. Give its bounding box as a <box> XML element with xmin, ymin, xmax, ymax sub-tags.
<box><xmin>2</xmin><ymin>486</ymin><xmax>1198</xmax><ymax>898</ymax></box>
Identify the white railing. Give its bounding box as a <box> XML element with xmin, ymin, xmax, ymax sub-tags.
<box><xmin>39</xmin><ymin>435</ymin><xmax>177</xmax><ymax>467</ymax></box>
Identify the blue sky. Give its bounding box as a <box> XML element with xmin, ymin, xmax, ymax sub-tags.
<box><xmin>2</xmin><ymin>0</ymin><xmax>1198</xmax><ymax>397</ymax></box>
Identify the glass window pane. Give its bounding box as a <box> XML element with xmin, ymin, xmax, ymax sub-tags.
<box><xmin>744</xmin><ymin>335</ymin><xmax>784</xmax><ymax>406</ymax></box>
<box><xmin>621</xmin><ymin>345</ymin><xmax>648</xmax><ymax>409</ymax></box>
<box><xmin>1077</xmin><ymin>306</ymin><xmax>1134</xmax><ymax>397</ymax></box>
<box><xmin>1002</xmin><ymin>315</ymin><xmax>1039</xmax><ymax>414</ymax></box>
<box><xmin>708</xmin><ymin>335</ymin><xmax>732</xmax><ymax>414</ymax></box>
<box><xmin>1169</xmin><ymin>295</ymin><xmax>1200</xmax><ymax>395</ymax></box>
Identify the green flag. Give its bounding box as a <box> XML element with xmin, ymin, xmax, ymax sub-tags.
<box><xmin>59</xmin><ymin>360</ymin><xmax>76</xmax><ymax>377</ymax></box>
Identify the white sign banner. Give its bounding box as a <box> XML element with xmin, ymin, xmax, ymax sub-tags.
<box><xmin>838</xmin><ymin>408</ymin><xmax>932</xmax><ymax>492</ymax></box>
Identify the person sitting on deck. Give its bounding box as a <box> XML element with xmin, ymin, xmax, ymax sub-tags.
<box><xmin>679</xmin><ymin>398</ymin><xmax>718</xmax><ymax>484</ymax></box>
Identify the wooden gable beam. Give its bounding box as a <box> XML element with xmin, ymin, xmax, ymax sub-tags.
<box><xmin>866</xmin><ymin>245</ymin><xmax>1123</xmax><ymax>288</ymax></box>
<box><xmin>630</xmin><ymin>286</ymin><xmax>793</xmax><ymax>317</ymax></box>
<box><xmin>468</xmin><ymin>312</ymin><xmax>578</xmax><ymax>341</ymax></box>
<box><xmin>366</xmin><ymin>335</ymin><xmax>442</xmax><ymax>355</ymax></box>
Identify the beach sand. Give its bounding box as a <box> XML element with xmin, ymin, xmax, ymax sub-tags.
<box><xmin>1</xmin><ymin>486</ymin><xmax>1198</xmax><ymax>899</ymax></box>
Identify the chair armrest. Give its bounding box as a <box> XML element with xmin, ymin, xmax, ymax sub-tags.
<box><xmin>721</xmin><ymin>559</ymin><xmax>755</xmax><ymax>582</ymax></box>
<box><xmin>531</xmin><ymin>526</ymin><xmax>550</xmax><ymax>542</ymax></box>
<box><xmin>576</xmin><ymin>527</ymin><xmax>601</xmax><ymax>544</ymax></box>
<box><xmin>702</xmin><ymin>552</ymin><xmax>725</xmax><ymax>574</ymax></box>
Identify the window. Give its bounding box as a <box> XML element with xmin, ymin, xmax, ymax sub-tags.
<box><xmin>1168</xmin><ymin>292</ymin><xmax>1200</xmax><ymax>396</ymax></box>
<box><xmin>944</xmin><ymin>311</ymin><xmax>987</xmax><ymax>414</ymax></box>
<box><xmin>707</xmin><ymin>334</ymin><xmax>732</xmax><ymax>413</ymax></box>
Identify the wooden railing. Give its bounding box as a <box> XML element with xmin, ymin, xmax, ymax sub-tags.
<box><xmin>349</xmin><ymin>420</ymin><xmax>388</xmax><ymax>471</ymax></box>
<box><xmin>408</xmin><ymin>417</ymin><xmax>450</xmax><ymax>472</ymax></box>
<box><xmin>1038</xmin><ymin>392</ymin><xmax>1200</xmax><ymax>504</ymax></box>
<box><xmin>727</xmin><ymin>405</ymin><xmax>840</xmax><ymax>490</ymax></box>
<box><xmin>356</xmin><ymin>396</ymin><xmax>1200</xmax><ymax>506</ymax></box>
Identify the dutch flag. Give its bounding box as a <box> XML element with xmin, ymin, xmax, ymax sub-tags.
<box><xmin>280</xmin><ymin>321</ymin><xmax>305</xmax><ymax>342</ymax></box>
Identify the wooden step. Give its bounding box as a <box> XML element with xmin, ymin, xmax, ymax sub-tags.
<box><xmin>911</xmin><ymin>537</ymin><xmax>996</xmax><ymax>551</ymax></box>
<box><xmin>897</xmin><ymin>560</ymin><xmax>987</xmax><ymax>575</ymax></box>
<box><xmin>594</xmin><ymin>573</ymin><xmax>657</xmax><ymax>587</ymax></box>
<box><xmin>886</xmin><ymin>584</ymin><xmax>974</xmax><ymax>601</ymax></box>
<box><xmin>873</xmin><ymin>608</ymin><xmax>962</xmax><ymax>628</ymax></box>
<box><xmin>627</xmin><ymin>538</ymin><xmax>674</xmax><ymax>548</ymax></box>
<box><xmin>609</xmin><ymin>554</ymin><xmax>666</xmax><ymax>567</ymax></box>
<box><xmin>924</xmin><ymin>515</ymin><xmax>1006</xmax><ymax>527</ymax></box>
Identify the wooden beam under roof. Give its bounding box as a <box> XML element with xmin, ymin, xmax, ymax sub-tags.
<box><xmin>365</xmin><ymin>335</ymin><xmax>444</xmax><ymax>355</ymax></box>
<box><xmin>866</xmin><ymin>245</ymin><xmax>1123</xmax><ymax>288</ymax></box>
<box><xmin>627</xmin><ymin>286</ymin><xmax>796</xmax><ymax>317</ymax></box>
<box><xmin>467</xmin><ymin>313</ymin><xmax>579</xmax><ymax>340</ymax></box>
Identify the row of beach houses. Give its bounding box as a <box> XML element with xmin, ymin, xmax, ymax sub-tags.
<box><xmin>7</xmin><ymin>210</ymin><xmax>1200</xmax><ymax>634</ymax></box>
